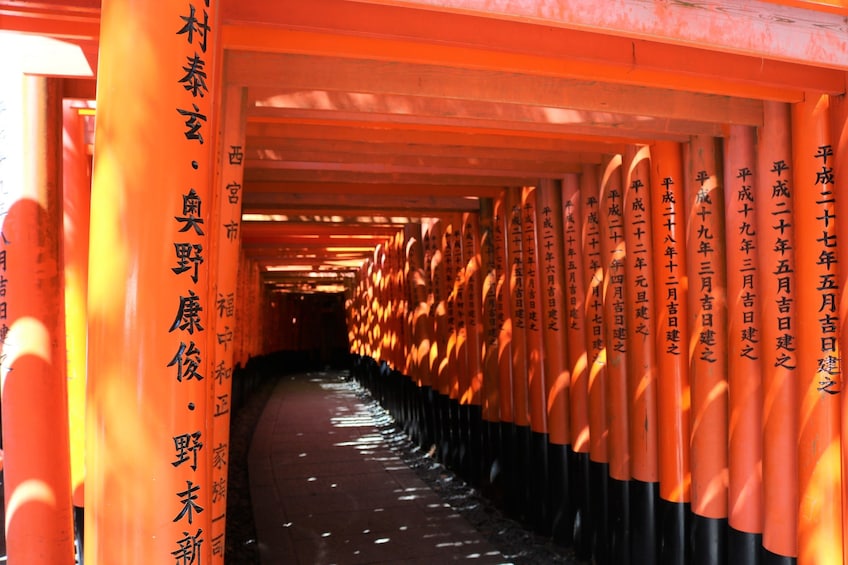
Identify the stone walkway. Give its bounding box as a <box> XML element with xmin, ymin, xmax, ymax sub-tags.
<box><xmin>248</xmin><ymin>371</ymin><xmax>509</xmax><ymax>564</ymax></box>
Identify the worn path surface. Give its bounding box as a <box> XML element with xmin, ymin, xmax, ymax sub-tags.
<box><xmin>248</xmin><ymin>371</ymin><xmax>509</xmax><ymax>564</ymax></box>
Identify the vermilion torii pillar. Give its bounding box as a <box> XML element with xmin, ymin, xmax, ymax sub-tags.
<box><xmin>208</xmin><ymin>85</ymin><xmax>247</xmax><ymax>563</ymax></box>
<box><xmin>62</xmin><ymin>99</ymin><xmax>91</xmax><ymax>527</ymax></box>
<box><xmin>792</xmin><ymin>93</ymin><xmax>844</xmax><ymax>565</ymax></box>
<box><xmin>756</xmin><ymin>101</ymin><xmax>797</xmax><ymax>563</ymax></box>
<box><xmin>0</xmin><ymin>72</ymin><xmax>75</xmax><ymax>564</ymax></box>
<box><xmin>86</xmin><ymin>1</ymin><xmax>220</xmax><ymax>563</ymax></box>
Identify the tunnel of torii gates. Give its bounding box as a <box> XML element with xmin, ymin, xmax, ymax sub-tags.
<box><xmin>3</xmin><ymin>0</ymin><xmax>848</xmax><ymax>564</ymax></box>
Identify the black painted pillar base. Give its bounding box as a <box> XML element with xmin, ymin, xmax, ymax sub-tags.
<box><xmin>455</xmin><ymin>402</ymin><xmax>467</xmax><ymax>478</ymax></box>
<box><xmin>512</xmin><ymin>424</ymin><xmax>532</xmax><ymax>523</ymax></box>
<box><xmin>571</xmin><ymin>451</ymin><xmax>593</xmax><ymax>561</ymax></box>
<box><xmin>728</xmin><ymin>526</ymin><xmax>761</xmax><ymax>565</ymax></box>
<box><xmin>762</xmin><ymin>546</ymin><xmax>795</xmax><ymax>565</ymax></box>
<box><xmin>419</xmin><ymin>385</ymin><xmax>434</xmax><ymax>450</ymax></box>
<box><xmin>501</xmin><ymin>422</ymin><xmax>519</xmax><ymax>517</ymax></box>
<box><xmin>630</xmin><ymin>479</ymin><xmax>659</xmax><ymax>565</ymax></box>
<box><xmin>407</xmin><ymin>377</ymin><xmax>419</xmax><ymax>443</ymax></box>
<box><xmin>549</xmin><ymin>442</ymin><xmax>573</xmax><ymax>547</ymax></box>
<box><xmin>691</xmin><ymin>514</ymin><xmax>727</xmax><ymax>565</ymax></box>
<box><xmin>530</xmin><ymin>431</ymin><xmax>551</xmax><ymax>536</ymax></box>
<box><xmin>400</xmin><ymin>374</ymin><xmax>413</xmax><ymax>439</ymax></box>
<box><xmin>448</xmin><ymin>398</ymin><xmax>461</xmax><ymax>471</ymax></box>
<box><xmin>608</xmin><ymin>476</ymin><xmax>631</xmax><ymax>565</ymax></box>
<box><xmin>659</xmin><ymin>498</ymin><xmax>691</xmax><ymax>565</ymax></box>
<box><xmin>438</xmin><ymin>393</ymin><xmax>452</xmax><ymax>465</ymax></box>
<box><xmin>389</xmin><ymin>368</ymin><xmax>402</xmax><ymax>424</ymax></box>
<box><xmin>482</xmin><ymin>419</ymin><xmax>502</xmax><ymax>504</ymax></box>
<box><xmin>430</xmin><ymin>389</ymin><xmax>443</xmax><ymax>457</ymax></box>
<box><xmin>590</xmin><ymin>460</ymin><xmax>610</xmax><ymax>565</ymax></box>
<box><xmin>378</xmin><ymin>361</ymin><xmax>391</xmax><ymax>411</ymax></box>
<box><xmin>74</xmin><ymin>504</ymin><xmax>85</xmax><ymax>565</ymax></box>
<box><xmin>457</xmin><ymin>402</ymin><xmax>470</xmax><ymax>480</ymax></box>
<box><xmin>468</xmin><ymin>404</ymin><xmax>483</xmax><ymax>487</ymax></box>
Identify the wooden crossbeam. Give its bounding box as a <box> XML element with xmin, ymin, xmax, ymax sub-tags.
<box><xmin>221</xmin><ymin>4</ymin><xmax>843</xmax><ymax>99</ymax></box>
<box><xmin>243</xmin><ymin>192</ymin><xmax>479</xmax><ymax>213</ymax></box>
<box><xmin>244</xmin><ymin>181</ymin><xmax>504</xmax><ymax>198</ymax></box>
<box><xmin>230</xmin><ymin>54</ymin><xmax>764</xmax><ymax>127</ymax></box>
<box><xmin>246</xmin><ymin>95</ymin><xmax>724</xmax><ymax>140</ymax></box>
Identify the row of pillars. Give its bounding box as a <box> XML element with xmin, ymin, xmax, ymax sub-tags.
<box><xmin>346</xmin><ymin>97</ymin><xmax>848</xmax><ymax>564</ymax></box>
<box><xmin>0</xmin><ymin>2</ymin><xmax>270</xmax><ymax>563</ymax></box>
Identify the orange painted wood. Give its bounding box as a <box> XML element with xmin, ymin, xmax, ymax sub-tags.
<box><xmin>537</xmin><ymin>179</ymin><xmax>571</xmax><ymax>446</ymax></box>
<box><xmin>345</xmin><ymin>0</ymin><xmax>847</xmax><ymax>69</ymax></box>
<box><xmin>243</xmin><ymin>147</ymin><xmax>597</xmax><ymax>176</ymax></box>
<box><xmin>761</xmin><ymin>0</ymin><xmax>848</xmax><ymax>15</ymax></box>
<box><xmin>242</xmin><ymin>222</ymin><xmax>400</xmax><ymax>237</ymax></box>
<box><xmin>248</xmin><ymin>259</ymin><xmax>263</xmax><ymax>359</ymax></box>
<box><xmin>479</xmin><ymin>199</ymin><xmax>500</xmax><ymax>422</ymax></box>
<box><xmin>723</xmin><ymin>125</ymin><xmax>764</xmax><ymax>536</ymax></box>
<box><xmin>562</xmin><ymin>173</ymin><xmax>590</xmax><ymax>453</ymax></box>
<box><xmin>208</xmin><ymin>85</ymin><xmax>248</xmax><ymax>562</ymax></box>
<box><xmin>493</xmin><ymin>191</ymin><xmax>514</xmax><ymax>424</ymax></box>
<box><xmin>1</xmin><ymin>74</ymin><xmax>75</xmax><ymax>564</ymax></box>
<box><xmin>791</xmin><ymin>93</ymin><xmax>844</xmax><ymax>565</ymax></box>
<box><xmin>684</xmin><ymin>135</ymin><xmax>729</xmax><ymax>521</ymax></box>
<box><xmin>247</xmin><ymin>102</ymin><xmax>717</xmax><ymax>142</ymax></box>
<box><xmin>442</xmin><ymin>218</ymin><xmax>461</xmax><ymax>399</ymax></box>
<box><xmin>447</xmin><ymin>216</ymin><xmax>468</xmax><ymax>401</ymax></box>
<box><xmin>522</xmin><ymin>186</ymin><xmax>547</xmax><ymax>435</ymax></box>
<box><xmin>622</xmin><ymin>145</ymin><xmax>659</xmax><ymax>484</ymax></box>
<box><xmin>506</xmin><ymin>187</ymin><xmax>530</xmax><ymax>428</ymax></box>
<box><xmin>406</xmin><ymin>223</ymin><xmax>432</xmax><ymax>387</ymax></box>
<box><xmin>245</xmin><ymin>122</ymin><xmax>625</xmax><ymax>157</ymax></box>
<box><xmin>62</xmin><ymin>100</ymin><xmax>90</xmax><ymax>509</ymax></box>
<box><xmin>649</xmin><ymin>141</ymin><xmax>691</xmax><ymax>504</ymax></box>
<box><xmin>383</xmin><ymin>234</ymin><xmax>398</xmax><ymax>370</ymax></box>
<box><xmin>0</xmin><ymin>5</ymin><xmax>100</xmax><ymax>43</ymax></box>
<box><xmin>832</xmin><ymin>93</ymin><xmax>848</xmax><ymax>565</ymax></box>
<box><xmin>462</xmin><ymin>212</ymin><xmax>484</xmax><ymax>405</ymax></box>
<box><xmin>243</xmin><ymin>192</ymin><xmax>480</xmax><ymax>214</ymax></box>
<box><xmin>230</xmin><ymin>52</ymin><xmax>763</xmax><ymax>127</ymax></box>
<box><xmin>372</xmin><ymin>244</ymin><xmax>387</xmax><ymax>362</ymax></box>
<box><xmin>581</xmin><ymin>164</ymin><xmax>608</xmax><ymax>464</ymax></box>
<box><xmin>62</xmin><ymin>78</ymin><xmax>97</xmax><ymax>100</ymax></box>
<box><xmin>222</xmin><ymin>6</ymin><xmax>841</xmax><ymax>99</ymax></box>
<box><xmin>243</xmin><ymin>166</ymin><xmax>538</xmax><ymax>188</ymax></box>
<box><xmin>86</xmin><ymin>1</ymin><xmax>219</xmax><ymax>561</ymax></box>
<box><xmin>598</xmin><ymin>154</ymin><xmax>630</xmax><ymax>481</ymax></box>
<box><xmin>245</xmin><ymin>135</ymin><xmax>609</xmax><ymax>165</ymax></box>
<box><xmin>396</xmin><ymin>230</ymin><xmax>409</xmax><ymax>373</ymax></box>
<box><xmin>428</xmin><ymin>219</ymin><xmax>451</xmax><ymax>397</ymax></box>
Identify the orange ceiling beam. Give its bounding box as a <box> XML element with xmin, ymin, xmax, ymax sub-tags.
<box><xmin>241</xmin><ymin>211</ymin><xmax>422</xmax><ymax>225</ymax></box>
<box><xmin>242</xmin><ymin>168</ymin><xmax>535</xmax><ymax>187</ymax></box>
<box><xmin>231</xmin><ymin>53</ymin><xmax>765</xmax><ymax>127</ymax></box>
<box><xmin>243</xmin><ymin>182</ymin><xmax>504</xmax><ymax>198</ymax></box>
<box><xmin>247</xmin><ymin>136</ymin><xmax>605</xmax><ymax>165</ymax></box>
<box><xmin>245</xmin><ymin>123</ymin><xmax>627</xmax><ymax>154</ymax></box>
<box><xmin>760</xmin><ymin>0</ymin><xmax>848</xmax><ymax>14</ymax></box>
<box><xmin>242</xmin><ymin>222</ymin><xmax>400</xmax><ymax>237</ymax></box>
<box><xmin>247</xmin><ymin>115</ymin><xmax>652</xmax><ymax>146</ymax></box>
<box><xmin>244</xmin><ymin>151</ymin><xmax>588</xmax><ymax>176</ymax></box>
<box><xmin>247</xmin><ymin>105</ymin><xmax>712</xmax><ymax>141</ymax></box>
<box><xmin>243</xmin><ymin>192</ymin><xmax>479</xmax><ymax>213</ymax></box>
<box><xmin>221</xmin><ymin>14</ymin><xmax>842</xmax><ymax>100</ymax></box>
<box><xmin>0</xmin><ymin>3</ymin><xmax>100</xmax><ymax>40</ymax></box>
<box><xmin>241</xmin><ymin>236</ymin><xmax>398</xmax><ymax>249</ymax></box>
<box><xmin>243</xmin><ymin>159</ymin><xmax>582</xmax><ymax>182</ymax></box>
<box><xmin>345</xmin><ymin>0</ymin><xmax>848</xmax><ymax>70</ymax></box>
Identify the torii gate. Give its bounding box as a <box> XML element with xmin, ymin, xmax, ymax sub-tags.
<box><xmin>2</xmin><ymin>1</ymin><xmax>848</xmax><ymax>565</ymax></box>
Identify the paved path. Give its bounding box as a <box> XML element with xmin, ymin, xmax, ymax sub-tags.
<box><xmin>249</xmin><ymin>371</ymin><xmax>509</xmax><ymax>564</ymax></box>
